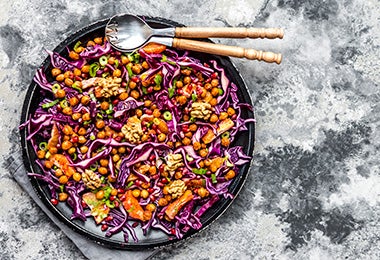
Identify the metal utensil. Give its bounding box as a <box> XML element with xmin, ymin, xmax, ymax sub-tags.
<box><xmin>105</xmin><ymin>14</ymin><xmax>283</xmax><ymax>64</ymax></box>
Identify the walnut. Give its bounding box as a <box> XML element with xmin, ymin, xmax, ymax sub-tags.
<box><xmin>190</xmin><ymin>102</ymin><xmax>212</xmax><ymax>120</ymax></box>
<box><xmin>167</xmin><ymin>180</ymin><xmax>187</xmax><ymax>199</ymax></box>
<box><xmin>82</xmin><ymin>169</ymin><xmax>102</xmax><ymax>190</ymax></box>
<box><xmin>121</xmin><ymin>116</ymin><xmax>143</xmax><ymax>144</ymax></box>
<box><xmin>82</xmin><ymin>77</ymin><xmax>124</xmax><ymax>98</ymax></box>
<box><xmin>165</xmin><ymin>153</ymin><xmax>184</xmax><ymax>173</ymax></box>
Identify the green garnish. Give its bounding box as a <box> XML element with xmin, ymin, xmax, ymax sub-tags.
<box><xmin>41</xmin><ymin>99</ymin><xmax>59</xmax><ymax>109</ymax></box>
<box><xmin>218</xmin><ymin>88</ymin><xmax>224</xmax><ymax>95</ymax></box>
<box><xmin>221</xmin><ymin>131</ymin><xmax>230</xmax><ymax>138</ymax></box>
<box><xmin>71</xmin><ymin>153</ymin><xmax>77</xmax><ymax>161</ymax></box>
<box><xmin>51</xmin><ymin>83</ymin><xmax>61</xmax><ymax>93</ymax></box>
<box><xmin>89</xmin><ymin>163</ymin><xmax>98</xmax><ymax>171</ymax></box>
<box><xmin>154</xmin><ymin>74</ymin><xmax>163</xmax><ymax>86</ymax></box>
<box><xmin>71</xmin><ymin>82</ymin><xmax>82</xmax><ymax>93</ymax></box>
<box><xmin>142</xmin><ymin>86</ymin><xmax>148</xmax><ymax>94</ymax></box>
<box><xmin>38</xmin><ymin>142</ymin><xmax>48</xmax><ymax>151</ymax></box>
<box><xmin>168</xmin><ymin>87</ymin><xmax>175</xmax><ymax>98</ymax></box>
<box><xmin>186</xmin><ymin>154</ymin><xmax>194</xmax><ymax>162</ymax></box>
<box><xmin>106</xmin><ymin>200</ymin><xmax>115</xmax><ymax>209</ymax></box>
<box><xmin>114</xmin><ymin>59</ymin><xmax>119</xmax><ymax>68</ymax></box>
<box><xmin>161</xmin><ymin>54</ymin><xmax>167</xmax><ymax>62</ymax></box>
<box><xmin>211</xmin><ymin>173</ymin><xmax>217</xmax><ymax>184</ymax></box>
<box><xmin>89</xmin><ymin>62</ymin><xmax>100</xmax><ymax>77</ymax></box>
<box><xmin>126</xmin><ymin>65</ymin><xmax>133</xmax><ymax>77</ymax></box>
<box><xmin>191</xmin><ymin>93</ymin><xmax>197</xmax><ymax>102</ymax></box>
<box><xmin>163</xmin><ymin>111</ymin><xmax>172</xmax><ymax>121</ymax></box>
<box><xmin>59</xmin><ymin>99</ymin><xmax>69</xmax><ymax>108</ymax></box>
<box><xmin>99</xmin><ymin>56</ymin><xmax>108</xmax><ymax>66</ymax></box>
<box><xmin>90</xmin><ymin>135</ymin><xmax>96</xmax><ymax>141</ymax></box>
<box><xmin>73</xmin><ymin>41</ymin><xmax>82</xmax><ymax>52</ymax></box>
<box><xmin>192</xmin><ymin>168</ymin><xmax>207</xmax><ymax>175</ymax></box>
<box><xmin>127</xmin><ymin>181</ymin><xmax>134</xmax><ymax>188</ymax></box>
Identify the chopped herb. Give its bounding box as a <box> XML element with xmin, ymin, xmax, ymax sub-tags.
<box><xmin>126</xmin><ymin>65</ymin><xmax>133</xmax><ymax>77</ymax></box>
<box><xmin>41</xmin><ymin>99</ymin><xmax>59</xmax><ymax>109</ymax></box>
<box><xmin>168</xmin><ymin>87</ymin><xmax>175</xmax><ymax>98</ymax></box>
<box><xmin>154</xmin><ymin>74</ymin><xmax>163</xmax><ymax>86</ymax></box>
<box><xmin>218</xmin><ymin>88</ymin><xmax>224</xmax><ymax>95</ymax></box>
<box><xmin>71</xmin><ymin>82</ymin><xmax>82</xmax><ymax>93</ymax></box>
<box><xmin>114</xmin><ymin>59</ymin><xmax>119</xmax><ymax>68</ymax></box>
<box><xmin>211</xmin><ymin>173</ymin><xmax>217</xmax><ymax>184</ymax></box>
<box><xmin>73</xmin><ymin>41</ymin><xmax>82</xmax><ymax>52</ymax></box>
<box><xmin>90</xmin><ymin>135</ymin><xmax>96</xmax><ymax>141</ymax></box>
<box><xmin>51</xmin><ymin>83</ymin><xmax>61</xmax><ymax>93</ymax></box>
<box><xmin>127</xmin><ymin>181</ymin><xmax>134</xmax><ymax>188</ymax></box>
<box><xmin>89</xmin><ymin>62</ymin><xmax>100</xmax><ymax>77</ymax></box>
<box><xmin>127</xmin><ymin>205</ymin><xmax>135</xmax><ymax>213</ymax></box>
<box><xmin>142</xmin><ymin>86</ymin><xmax>148</xmax><ymax>94</ymax></box>
<box><xmin>192</xmin><ymin>168</ymin><xmax>207</xmax><ymax>175</ymax></box>
<box><xmin>161</xmin><ymin>54</ymin><xmax>167</xmax><ymax>62</ymax></box>
<box><xmin>221</xmin><ymin>131</ymin><xmax>230</xmax><ymax>138</ymax></box>
<box><xmin>59</xmin><ymin>99</ymin><xmax>69</xmax><ymax>108</ymax></box>
<box><xmin>106</xmin><ymin>200</ymin><xmax>115</xmax><ymax>209</ymax></box>
<box><xmin>191</xmin><ymin>93</ymin><xmax>197</xmax><ymax>102</ymax></box>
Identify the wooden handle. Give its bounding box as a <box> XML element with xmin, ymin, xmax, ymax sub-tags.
<box><xmin>175</xmin><ymin>27</ymin><xmax>284</xmax><ymax>39</ymax></box>
<box><xmin>172</xmin><ymin>38</ymin><xmax>282</xmax><ymax>64</ymax></box>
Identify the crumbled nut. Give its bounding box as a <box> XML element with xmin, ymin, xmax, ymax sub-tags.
<box><xmin>190</xmin><ymin>102</ymin><xmax>212</xmax><ymax>120</ymax></box>
<box><xmin>82</xmin><ymin>169</ymin><xmax>102</xmax><ymax>190</ymax></box>
<box><xmin>165</xmin><ymin>153</ymin><xmax>184</xmax><ymax>173</ymax></box>
<box><xmin>82</xmin><ymin>77</ymin><xmax>124</xmax><ymax>98</ymax></box>
<box><xmin>121</xmin><ymin>116</ymin><xmax>143</xmax><ymax>144</ymax></box>
<box><xmin>167</xmin><ymin>180</ymin><xmax>187</xmax><ymax>199</ymax></box>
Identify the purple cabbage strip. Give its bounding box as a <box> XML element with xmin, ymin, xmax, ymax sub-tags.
<box><xmin>114</xmin><ymin>97</ymin><xmax>145</xmax><ymax>118</ymax></box>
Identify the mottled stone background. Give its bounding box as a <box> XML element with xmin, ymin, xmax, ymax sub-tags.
<box><xmin>1</xmin><ymin>0</ymin><xmax>379</xmax><ymax>259</ymax></box>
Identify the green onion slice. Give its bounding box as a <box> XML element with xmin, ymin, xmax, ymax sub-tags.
<box><xmin>99</xmin><ymin>56</ymin><xmax>108</xmax><ymax>67</ymax></box>
<box><xmin>163</xmin><ymin>111</ymin><xmax>172</xmax><ymax>121</ymax></box>
<box><xmin>41</xmin><ymin>99</ymin><xmax>59</xmax><ymax>109</ymax></box>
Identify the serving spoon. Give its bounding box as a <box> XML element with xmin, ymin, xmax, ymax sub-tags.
<box><xmin>105</xmin><ymin>14</ymin><xmax>283</xmax><ymax>64</ymax></box>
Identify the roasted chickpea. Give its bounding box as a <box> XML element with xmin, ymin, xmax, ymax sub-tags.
<box><xmin>96</xmin><ymin>190</ymin><xmax>105</xmax><ymax>200</ymax></box>
<box><xmin>113</xmin><ymin>69</ymin><xmax>122</xmax><ymax>77</ymax></box>
<box><xmin>64</xmin><ymin>78</ymin><xmax>73</xmax><ymax>87</ymax></box>
<box><xmin>197</xmin><ymin>187</ymin><xmax>209</xmax><ymax>198</ymax></box>
<box><xmin>94</xmin><ymin>37</ymin><xmax>103</xmax><ymax>44</ymax></box>
<box><xmin>78</xmin><ymin>127</ymin><xmax>87</xmax><ymax>135</ymax></box>
<box><xmin>69</xmin><ymin>51</ymin><xmax>79</xmax><ymax>60</ymax></box>
<box><xmin>130</xmin><ymin>90</ymin><xmax>140</xmax><ymax>99</ymax></box>
<box><xmin>146</xmin><ymin>203</ymin><xmax>156</xmax><ymax>212</ymax></box>
<box><xmin>111</xmin><ymin>148</ymin><xmax>118</xmax><ymax>155</ymax></box>
<box><xmin>144</xmin><ymin>100</ymin><xmax>152</xmax><ymax>107</ymax></box>
<box><xmin>158</xmin><ymin>197</ymin><xmax>168</xmax><ymax>207</ymax></box>
<box><xmin>61</xmin><ymin>140</ymin><xmax>73</xmax><ymax>150</ymax></box>
<box><xmin>97</xmin><ymin>131</ymin><xmax>106</xmax><ymax>139</ymax></box>
<box><xmin>141</xmin><ymin>134</ymin><xmax>149</xmax><ymax>142</ymax></box>
<box><xmin>152</xmin><ymin>109</ymin><xmax>161</xmax><ymax>118</ymax></box>
<box><xmin>221</xmin><ymin>137</ymin><xmax>230</xmax><ymax>147</ymax></box>
<box><xmin>211</xmin><ymin>87</ymin><xmax>220</xmax><ymax>97</ymax></box>
<box><xmin>198</xmin><ymin>160</ymin><xmax>205</xmax><ymax>168</ymax></box>
<box><xmin>121</xmin><ymin>56</ymin><xmax>129</xmax><ymax>64</ymax></box>
<box><xmin>110</xmin><ymin>188</ymin><xmax>118</xmax><ymax>196</ymax></box>
<box><xmin>129</xmin><ymin>81</ymin><xmax>137</xmax><ymax>89</ymax></box>
<box><xmin>58</xmin><ymin>192</ymin><xmax>68</xmax><ymax>202</ymax></box>
<box><xmin>112</xmin><ymin>154</ymin><xmax>120</xmax><ymax>163</ymax></box>
<box><xmin>183</xmin><ymin>76</ymin><xmax>191</xmax><ymax>84</ymax></box>
<box><xmin>140</xmin><ymin>189</ymin><xmax>149</xmax><ymax>199</ymax></box>
<box><xmin>37</xmin><ymin>150</ymin><xmax>46</xmax><ymax>159</ymax></box>
<box><xmin>177</xmin><ymin>95</ymin><xmax>187</xmax><ymax>105</ymax></box>
<box><xmin>62</xmin><ymin>125</ymin><xmax>73</xmax><ymax>135</ymax></box>
<box><xmin>82</xmin><ymin>113</ymin><xmax>91</xmax><ymax>121</ymax></box>
<box><xmin>204</xmin><ymin>82</ymin><xmax>212</xmax><ymax>90</ymax></box>
<box><xmin>118</xmin><ymin>146</ymin><xmax>126</xmax><ymax>154</ymax></box>
<box><xmin>119</xmin><ymin>92</ymin><xmax>129</xmax><ymax>100</ymax></box>
<box><xmin>55</xmin><ymin>89</ymin><xmax>66</xmax><ymax>99</ymax></box>
<box><xmin>175</xmin><ymin>81</ymin><xmax>183</xmax><ymax>88</ymax></box>
<box><xmin>68</xmin><ymin>147</ymin><xmax>76</xmax><ymax>155</ymax></box>
<box><xmin>193</xmin><ymin>141</ymin><xmax>201</xmax><ymax>151</ymax></box>
<box><xmin>98</xmin><ymin>167</ymin><xmax>108</xmax><ymax>175</ymax></box>
<box><xmin>135</xmin><ymin>109</ymin><xmax>143</xmax><ymax>117</ymax></box>
<box><xmin>142</xmin><ymin>61</ymin><xmax>149</xmax><ymax>69</ymax></box>
<box><xmin>95</xmin><ymin>120</ymin><xmax>105</xmax><ymax>129</ymax></box>
<box><xmin>80</xmin><ymin>146</ymin><xmax>88</xmax><ymax>154</ymax></box>
<box><xmin>143</xmin><ymin>210</ymin><xmax>152</xmax><ymax>220</ymax></box>
<box><xmin>227</xmin><ymin>107</ymin><xmax>236</xmax><ymax>116</ymax></box>
<box><xmin>99</xmin><ymin>159</ymin><xmax>109</xmax><ymax>167</ymax></box>
<box><xmin>62</xmin><ymin>106</ymin><xmax>73</xmax><ymax>116</ymax></box>
<box><xmin>225</xmin><ymin>170</ymin><xmax>236</xmax><ymax>180</ymax></box>
<box><xmin>100</xmin><ymin>101</ymin><xmax>109</xmax><ymax>110</ymax></box>
<box><xmin>163</xmin><ymin>186</ymin><xmax>169</xmax><ymax>195</ymax></box>
<box><xmin>45</xmin><ymin>160</ymin><xmax>54</xmax><ymax>169</ymax></box>
<box><xmin>81</xmin><ymin>95</ymin><xmax>91</xmax><ymax>105</ymax></box>
<box><xmin>199</xmin><ymin>149</ymin><xmax>208</xmax><ymax>157</ymax></box>
<box><xmin>81</xmin><ymin>64</ymin><xmax>90</xmax><ymax>73</ymax></box>
<box><xmin>189</xmin><ymin>124</ymin><xmax>197</xmax><ymax>132</ymax></box>
<box><xmin>158</xmin><ymin>133</ymin><xmax>166</xmax><ymax>142</ymax></box>
<box><xmin>49</xmin><ymin>147</ymin><xmax>58</xmax><ymax>155</ymax></box>
<box><xmin>148</xmin><ymin>166</ymin><xmax>157</xmax><ymax>175</ymax></box>
<box><xmin>78</xmin><ymin>136</ymin><xmax>86</xmax><ymax>144</ymax></box>
<box><xmin>211</xmin><ymin>79</ymin><xmax>219</xmax><ymax>87</ymax></box>
<box><xmin>182</xmin><ymin>137</ymin><xmax>191</xmax><ymax>146</ymax></box>
<box><xmin>132</xmin><ymin>189</ymin><xmax>141</xmax><ymax>198</ymax></box>
<box><xmin>73</xmin><ymin>68</ymin><xmax>81</xmax><ymax>76</ymax></box>
<box><xmin>59</xmin><ymin>175</ymin><xmax>69</xmax><ymax>184</ymax></box>
<box><xmin>51</xmin><ymin>68</ymin><xmax>61</xmax><ymax>77</ymax></box>
<box><xmin>69</xmin><ymin>96</ymin><xmax>79</xmax><ymax>106</ymax></box>
<box><xmin>56</xmin><ymin>74</ymin><xmax>65</xmax><ymax>82</ymax></box>
<box><xmin>132</xmin><ymin>64</ymin><xmax>141</xmax><ymax>74</ymax></box>
<box><xmin>70</xmin><ymin>112</ymin><xmax>80</xmax><ymax>121</ymax></box>
<box><xmin>55</xmin><ymin>169</ymin><xmax>63</xmax><ymax>177</ymax></box>
<box><xmin>73</xmin><ymin>172</ymin><xmax>82</xmax><ymax>182</ymax></box>
<box><xmin>174</xmin><ymin>171</ymin><xmax>183</xmax><ymax>179</ymax></box>
<box><xmin>209</xmin><ymin>98</ymin><xmax>218</xmax><ymax>106</ymax></box>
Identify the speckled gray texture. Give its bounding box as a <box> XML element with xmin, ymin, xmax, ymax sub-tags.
<box><xmin>1</xmin><ymin>0</ymin><xmax>379</xmax><ymax>259</ymax></box>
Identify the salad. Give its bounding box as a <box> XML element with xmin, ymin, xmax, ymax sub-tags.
<box><xmin>21</xmin><ymin>34</ymin><xmax>254</xmax><ymax>243</ymax></box>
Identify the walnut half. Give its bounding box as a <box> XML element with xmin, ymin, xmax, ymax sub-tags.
<box><xmin>82</xmin><ymin>169</ymin><xmax>102</xmax><ymax>190</ymax></box>
<box><xmin>190</xmin><ymin>102</ymin><xmax>212</xmax><ymax>120</ymax></box>
<box><xmin>167</xmin><ymin>180</ymin><xmax>187</xmax><ymax>199</ymax></box>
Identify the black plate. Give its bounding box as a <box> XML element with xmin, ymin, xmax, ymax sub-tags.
<box><xmin>20</xmin><ymin>16</ymin><xmax>255</xmax><ymax>250</ymax></box>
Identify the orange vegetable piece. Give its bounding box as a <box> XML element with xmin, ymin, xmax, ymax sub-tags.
<box><xmin>201</xmin><ymin>129</ymin><xmax>216</xmax><ymax>144</ymax></box>
<box><xmin>142</xmin><ymin>42</ymin><xmax>166</xmax><ymax>54</ymax></box>
<box><xmin>47</xmin><ymin>123</ymin><xmax>59</xmax><ymax>150</ymax></box>
<box><xmin>217</xmin><ymin>118</ymin><xmax>234</xmax><ymax>134</ymax></box>
<box><xmin>49</xmin><ymin>154</ymin><xmax>76</xmax><ymax>177</ymax></box>
<box><xmin>165</xmin><ymin>190</ymin><xmax>194</xmax><ymax>220</ymax></box>
<box><xmin>123</xmin><ymin>190</ymin><xmax>146</xmax><ymax>221</ymax></box>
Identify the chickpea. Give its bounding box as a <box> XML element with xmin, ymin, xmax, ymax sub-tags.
<box><xmin>174</xmin><ymin>171</ymin><xmax>183</xmax><ymax>179</ymax></box>
<box><xmin>55</xmin><ymin>169</ymin><xmax>63</xmax><ymax>177</ymax></box>
<box><xmin>140</xmin><ymin>189</ymin><xmax>149</xmax><ymax>199</ymax></box>
<box><xmin>97</xmin><ymin>131</ymin><xmax>106</xmax><ymax>139</ymax></box>
<box><xmin>55</xmin><ymin>89</ymin><xmax>66</xmax><ymax>99</ymax></box>
<box><xmin>148</xmin><ymin>166</ymin><xmax>157</xmax><ymax>175</ymax></box>
<box><xmin>45</xmin><ymin>160</ymin><xmax>54</xmax><ymax>169</ymax></box>
<box><xmin>81</xmin><ymin>65</ymin><xmax>90</xmax><ymax>73</ymax></box>
<box><xmin>219</xmin><ymin>112</ymin><xmax>229</xmax><ymax>120</ymax></box>
<box><xmin>143</xmin><ymin>210</ymin><xmax>152</xmax><ymax>220</ymax></box>
<box><xmin>210</xmin><ymin>164</ymin><xmax>218</xmax><ymax>173</ymax></box>
<box><xmin>121</xmin><ymin>56</ymin><xmax>129</xmax><ymax>64</ymax></box>
<box><xmin>118</xmin><ymin>146</ymin><xmax>126</xmax><ymax>154</ymax></box>
<box><xmin>99</xmin><ymin>159</ymin><xmax>109</xmax><ymax>167</ymax></box>
<box><xmin>130</xmin><ymin>90</ymin><xmax>140</xmax><ymax>99</ymax></box>
<box><xmin>221</xmin><ymin>137</ymin><xmax>230</xmax><ymax>147</ymax></box>
<box><xmin>113</xmin><ymin>69</ymin><xmax>122</xmax><ymax>77</ymax></box>
<box><xmin>142</xmin><ymin>61</ymin><xmax>149</xmax><ymax>69</ymax></box>
<box><xmin>110</xmin><ymin>188</ymin><xmax>118</xmax><ymax>196</ymax></box>
<box><xmin>98</xmin><ymin>167</ymin><xmax>108</xmax><ymax>175</ymax></box>
<box><xmin>198</xmin><ymin>160</ymin><xmax>205</xmax><ymax>168</ymax></box>
<box><xmin>62</xmin><ymin>106</ymin><xmax>73</xmax><ymax>116</ymax></box>
<box><xmin>151</xmin><ymin>104</ymin><xmax>157</xmax><ymax>110</ymax></box>
<box><xmin>56</xmin><ymin>74</ymin><xmax>65</xmax><ymax>82</ymax></box>
<box><xmin>161</xmin><ymin>171</ymin><xmax>169</xmax><ymax>178</ymax></box>
<box><xmin>78</xmin><ymin>127</ymin><xmax>87</xmax><ymax>135</ymax></box>
<box><xmin>158</xmin><ymin>197</ymin><xmax>168</xmax><ymax>207</ymax></box>
<box><xmin>81</xmin><ymin>95</ymin><xmax>91</xmax><ymax>105</ymax></box>
<box><xmin>144</xmin><ymin>100</ymin><xmax>152</xmax><ymax>107</ymax></box>
<box><xmin>62</xmin><ymin>125</ymin><xmax>73</xmax><ymax>136</ymax></box>
<box><xmin>61</xmin><ymin>140</ymin><xmax>73</xmax><ymax>150</ymax></box>
<box><xmin>95</xmin><ymin>120</ymin><xmax>105</xmax><ymax>129</ymax></box>
<box><xmin>165</xmin><ymin>194</ymin><xmax>172</xmax><ymax>202</ymax></box>
<box><xmin>112</xmin><ymin>154</ymin><xmax>120</xmax><ymax>163</ymax></box>
<box><xmin>64</xmin><ymin>78</ymin><xmax>74</xmax><ymax>87</ymax></box>
<box><xmin>72</xmin><ymin>112</ymin><xmax>82</xmax><ymax>121</ymax></box>
<box><xmin>69</xmin><ymin>96</ymin><xmax>79</xmax><ymax>107</ymax></box>
<box><xmin>182</xmin><ymin>137</ymin><xmax>191</xmax><ymax>146</ymax></box>
<box><xmin>184</xmin><ymin>132</ymin><xmax>193</xmax><ymax>138</ymax></box>
<box><xmin>199</xmin><ymin>149</ymin><xmax>208</xmax><ymax>157</ymax></box>
<box><xmin>73</xmin><ymin>172</ymin><xmax>82</xmax><ymax>182</ymax></box>
<box><xmin>107</xmin><ymin>56</ymin><xmax>115</xmax><ymax>65</ymax></box>
<box><xmin>189</xmin><ymin>124</ymin><xmax>197</xmax><ymax>132</ymax></box>
<box><xmin>193</xmin><ymin>141</ymin><xmax>201</xmax><ymax>151</ymax></box>
<box><xmin>96</xmin><ymin>190</ymin><xmax>105</xmax><ymax>200</ymax></box>
<box><xmin>141</xmin><ymin>182</ymin><xmax>150</xmax><ymax>189</ymax></box>
<box><xmin>100</xmin><ymin>101</ymin><xmax>109</xmax><ymax>110</ymax></box>
<box><xmin>73</xmin><ymin>68</ymin><xmax>81</xmax><ymax>76</ymax></box>
<box><xmin>69</xmin><ymin>51</ymin><xmax>79</xmax><ymax>60</ymax></box>
<box><xmin>141</xmin><ymin>134</ymin><xmax>149</xmax><ymax>142</ymax></box>
<box><xmin>177</xmin><ymin>95</ymin><xmax>187</xmax><ymax>105</ymax></box>
<box><xmin>94</xmin><ymin>37</ymin><xmax>103</xmax><ymax>44</ymax></box>
<box><xmin>204</xmin><ymin>82</ymin><xmax>212</xmax><ymax>90</ymax></box>
<box><xmin>152</xmin><ymin>109</ymin><xmax>161</xmax><ymax>118</ymax></box>
<box><xmin>129</xmin><ymin>81</ymin><xmax>137</xmax><ymax>89</ymax></box>
<box><xmin>183</xmin><ymin>76</ymin><xmax>191</xmax><ymax>84</ymax></box>
<box><xmin>59</xmin><ymin>175</ymin><xmax>69</xmax><ymax>184</ymax></box>
<box><xmin>225</xmin><ymin>170</ymin><xmax>236</xmax><ymax>180</ymax></box>
<box><xmin>175</xmin><ymin>80</ymin><xmax>183</xmax><ymax>88</ymax></box>
<box><xmin>37</xmin><ymin>150</ymin><xmax>46</xmax><ymax>159</ymax></box>
<box><xmin>86</xmin><ymin>40</ymin><xmax>95</xmax><ymax>47</ymax></box>
<box><xmin>197</xmin><ymin>187</ymin><xmax>209</xmax><ymax>198</ymax></box>
<box><xmin>132</xmin><ymin>64</ymin><xmax>141</xmax><ymax>74</ymax></box>
<box><xmin>80</xmin><ymin>146</ymin><xmax>88</xmax><ymax>154</ymax></box>
<box><xmin>111</xmin><ymin>148</ymin><xmax>118</xmax><ymax>155</ymax></box>
<box><xmin>209</xmin><ymin>98</ymin><xmax>218</xmax><ymax>106</ymax></box>
<box><xmin>51</xmin><ymin>68</ymin><xmax>61</xmax><ymax>77</ymax></box>
<box><xmin>183</xmin><ymin>114</ymin><xmax>190</xmax><ymax>121</ymax></box>
<box><xmin>158</xmin><ymin>133</ymin><xmax>166</xmax><ymax>142</ymax></box>
<box><xmin>82</xmin><ymin>113</ymin><xmax>91</xmax><ymax>121</ymax></box>
<box><xmin>146</xmin><ymin>203</ymin><xmax>156</xmax><ymax>212</ymax></box>
<box><xmin>78</xmin><ymin>136</ymin><xmax>86</xmax><ymax>144</ymax></box>
<box><xmin>211</xmin><ymin>87</ymin><xmax>220</xmax><ymax>97</ymax></box>
<box><xmin>135</xmin><ymin>109</ymin><xmax>142</xmax><ymax>117</ymax></box>
<box><xmin>175</xmin><ymin>141</ymin><xmax>182</xmax><ymax>148</ymax></box>
<box><xmin>68</xmin><ymin>147</ymin><xmax>76</xmax><ymax>155</ymax></box>
<box><xmin>119</xmin><ymin>92</ymin><xmax>129</xmax><ymax>100</ymax></box>
<box><xmin>132</xmin><ymin>189</ymin><xmax>141</xmax><ymax>198</ymax></box>
<box><xmin>227</xmin><ymin>107</ymin><xmax>236</xmax><ymax>116</ymax></box>
<box><xmin>211</xmin><ymin>79</ymin><xmax>219</xmax><ymax>87</ymax></box>
<box><xmin>49</xmin><ymin>147</ymin><xmax>58</xmax><ymax>155</ymax></box>
<box><xmin>58</xmin><ymin>192</ymin><xmax>68</xmax><ymax>202</ymax></box>
<box><xmin>181</xmin><ymin>69</ymin><xmax>191</xmax><ymax>76</ymax></box>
